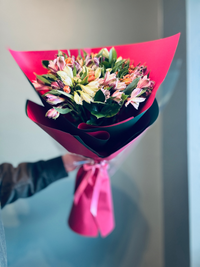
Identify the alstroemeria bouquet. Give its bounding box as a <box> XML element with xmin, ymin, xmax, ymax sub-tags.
<box><xmin>33</xmin><ymin>47</ymin><xmax>155</xmax><ymax>127</ymax></box>
<box><xmin>9</xmin><ymin>33</ymin><xmax>180</xmax><ymax>237</ymax></box>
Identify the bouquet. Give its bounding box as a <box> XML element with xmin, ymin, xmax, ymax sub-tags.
<box><xmin>9</xmin><ymin>33</ymin><xmax>180</xmax><ymax>237</ymax></box>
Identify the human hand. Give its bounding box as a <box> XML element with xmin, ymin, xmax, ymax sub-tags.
<box><xmin>61</xmin><ymin>153</ymin><xmax>93</xmax><ymax>173</ymax></box>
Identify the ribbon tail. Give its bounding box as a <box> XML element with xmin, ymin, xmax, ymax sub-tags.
<box><xmin>74</xmin><ymin>168</ymin><xmax>94</xmax><ymax>205</ymax></box>
<box><xmin>90</xmin><ymin>166</ymin><xmax>109</xmax><ymax>217</ymax></box>
<box><xmin>90</xmin><ymin>169</ymin><xmax>102</xmax><ymax>217</ymax></box>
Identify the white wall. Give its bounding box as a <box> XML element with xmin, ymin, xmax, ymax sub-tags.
<box><xmin>0</xmin><ymin>1</ymin><xmax>163</xmax><ymax>266</ymax></box>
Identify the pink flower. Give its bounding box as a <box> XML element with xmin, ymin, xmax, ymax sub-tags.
<box><xmin>55</xmin><ymin>56</ymin><xmax>66</xmax><ymax>71</ymax></box>
<box><xmin>125</xmin><ymin>88</ymin><xmax>146</xmax><ymax>109</ymax></box>
<box><xmin>99</xmin><ymin>72</ymin><xmax>117</xmax><ymax>87</ymax></box>
<box><xmin>130</xmin><ymin>65</ymin><xmax>147</xmax><ymax>79</ymax></box>
<box><xmin>51</xmin><ymin>80</ymin><xmax>65</xmax><ymax>89</ymax></box>
<box><xmin>51</xmin><ymin>81</ymin><xmax>60</xmax><ymax>89</ymax></box>
<box><xmin>85</xmin><ymin>56</ymin><xmax>99</xmax><ymax>67</ymax></box>
<box><xmin>45</xmin><ymin>94</ymin><xmax>65</xmax><ymax>105</ymax></box>
<box><xmin>114</xmin><ymin>79</ymin><xmax>126</xmax><ymax>91</ymax></box>
<box><xmin>32</xmin><ymin>80</ymin><xmax>50</xmax><ymax>91</ymax></box>
<box><xmin>48</xmin><ymin>61</ymin><xmax>59</xmax><ymax>73</ymax></box>
<box><xmin>112</xmin><ymin>90</ymin><xmax>123</xmax><ymax>103</ymax></box>
<box><xmin>101</xmin><ymin>88</ymin><xmax>110</xmax><ymax>100</ymax></box>
<box><xmin>45</xmin><ymin>108</ymin><xmax>60</xmax><ymax>119</ymax></box>
<box><xmin>137</xmin><ymin>75</ymin><xmax>154</xmax><ymax>89</ymax></box>
<box><xmin>48</xmin><ymin>56</ymin><xmax>66</xmax><ymax>72</ymax></box>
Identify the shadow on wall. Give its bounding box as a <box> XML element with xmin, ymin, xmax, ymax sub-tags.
<box><xmin>3</xmin><ymin>171</ymin><xmax>149</xmax><ymax>267</ymax></box>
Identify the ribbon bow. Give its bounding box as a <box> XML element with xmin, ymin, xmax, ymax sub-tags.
<box><xmin>74</xmin><ymin>160</ymin><xmax>109</xmax><ymax>217</ymax></box>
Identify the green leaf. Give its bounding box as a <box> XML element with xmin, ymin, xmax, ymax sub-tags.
<box><xmin>58</xmin><ymin>50</ymin><xmax>63</xmax><ymax>57</ymax></box>
<box><xmin>123</xmin><ymin>77</ymin><xmax>141</xmax><ymax>95</ymax></box>
<box><xmin>43</xmin><ymin>74</ymin><xmax>57</xmax><ymax>81</ymax></box>
<box><xmin>91</xmin><ymin>111</ymin><xmax>106</xmax><ymax>119</ymax></box>
<box><xmin>101</xmin><ymin>66</ymin><xmax>105</xmax><ymax>77</ymax></box>
<box><xmin>62</xmin><ymin>52</ymin><xmax>68</xmax><ymax>59</ymax></box>
<box><xmin>42</xmin><ymin>60</ymin><xmax>50</xmax><ymax>69</ymax></box>
<box><xmin>80</xmin><ymin>68</ymin><xmax>88</xmax><ymax>80</ymax></box>
<box><xmin>94</xmin><ymin>90</ymin><xmax>105</xmax><ymax>102</ymax></box>
<box><xmin>78</xmin><ymin>49</ymin><xmax>82</xmax><ymax>59</ymax></box>
<box><xmin>121</xmin><ymin>93</ymin><xmax>128</xmax><ymax>102</ymax></box>
<box><xmin>93</xmin><ymin>101</ymin><xmax>105</xmax><ymax>104</ymax></box>
<box><xmin>82</xmin><ymin>49</ymin><xmax>88</xmax><ymax>58</ymax></box>
<box><xmin>67</xmin><ymin>49</ymin><xmax>71</xmax><ymax>57</ymax></box>
<box><xmin>83</xmin><ymin>102</ymin><xmax>99</xmax><ymax>113</ymax></box>
<box><xmin>80</xmin><ymin>75</ymin><xmax>88</xmax><ymax>85</ymax></box>
<box><xmin>56</xmin><ymin>90</ymin><xmax>73</xmax><ymax>99</ymax></box>
<box><xmin>118</xmin><ymin>68</ymin><xmax>129</xmax><ymax>79</ymax></box>
<box><xmin>112</xmin><ymin>59</ymin><xmax>125</xmax><ymax>72</ymax></box>
<box><xmin>73</xmin><ymin>65</ymin><xmax>77</xmax><ymax>77</ymax></box>
<box><xmin>42</xmin><ymin>89</ymin><xmax>73</xmax><ymax>99</ymax></box>
<box><xmin>86</xmin><ymin>119</ymin><xmax>98</xmax><ymax>125</ymax></box>
<box><xmin>101</xmin><ymin>61</ymin><xmax>111</xmax><ymax>69</ymax></box>
<box><xmin>53</xmin><ymin>107</ymin><xmax>72</xmax><ymax>114</ymax></box>
<box><xmin>42</xmin><ymin>90</ymin><xmax>59</xmax><ymax>97</ymax></box>
<box><xmin>100</xmin><ymin>101</ymin><xmax>121</xmax><ymax>118</ymax></box>
<box><xmin>109</xmin><ymin>47</ymin><xmax>117</xmax><ymax>64</ymax></box>
<box><xmin>36</xmin><ymin>74</ymin><xmax>51</xmax><ymax>85</ymax></box>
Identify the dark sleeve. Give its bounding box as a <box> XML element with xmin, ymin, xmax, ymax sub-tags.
<box><xmin>0</xmin><ymin>156</ymin><xmax>68</xmax><ymax>208</ymax></box>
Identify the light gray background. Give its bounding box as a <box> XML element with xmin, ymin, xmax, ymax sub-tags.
<box><xmin>0</xmin><ymin>0</ymin><xmax>191</xmax><ymax>266</ymax></box>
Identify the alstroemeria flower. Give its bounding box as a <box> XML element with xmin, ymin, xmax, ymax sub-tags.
<box><xmin>63</xmin><ymin>85</ymin><xmax>71</xmax><ymax>93</ymax></box>
<box><xmin>45</xmin><ymin>107</ymin><xmax>60</xmax><ymax>119</ymax></box>
<box><xmin>79</xmin><ymin>91</ymin><xmax>94</xmax><ymax>103</ymax></box>
<box><xmin>65</xmin><ymin>57</ymin><xmax>74</xmax><ymax>66</ymax></box>
<box><xmin>116</xmin><ymin>56</ymin><xmax>122</xmax><ymax>63</ymax></box>
<box><xmin>48</xmin><ymin>61</ymin><xmax>59</xmax><ymax>73</ymax></box>
<box><xmin>74</xmin><ymin>92</ymin><xmax>83</xmax><ymax>105</ymax></box>
<box><xmin>63</xmin><ymin>66</ymin><xmax>73</xmax><ymax>78</ymax></box>
<box><xmin>80</xmin><ymin>84</ymin><xmax>99</xmax><ymax>97</ymax></box>
<box><xmin>99</xmin><ymin>48</ymin><xmax>109</xmax><ymax>58</ymax></box>
<box><xmin>32</xmin><ymin>80</ymin><xmax>50</xmax><ymax>91</ymax></box>
<box><xmin>99</xmin><ymin>71</ymin><xmax>117</xmax><ymax>87</ymax></box>
<box><xmin>51</xmin><ymin>81</ymin><xmax>60</xmax><ymax>89</ymax></box>
<box><xmin>114</xmin><ymin>79</ymin><xmax>126</xmax><ymax>91</ymax></box>
<box><xmin>120</xmin><ymin>74</ymin><xmax>134</xmax><ymax>85</ymax></box>
<box><xmin>130</xmin><ymin>65</ymin><xmax>147</xmax><ymax>78</ymax></box>
<box><xmin>85</xmin><ymin>56</ymin><xmax>99</xmax><ymax>68</ymax></box>
<box><xmin>137</xmin><ymin>75</ymin><xmax>154</xmax><ymax>89</ymax></box>
<box><xmin>95</xmin><ymin>68</ymin><xmax>101</xmax><ymax>79</ymax></box>
<box><xmin>45</xmin><ymin>94</ymin><xmax>65</xmax><ymax>105</ymax></box>
<box><xmin>101</xmin><ymin>88</ymin><xmax>110</xmax><ymax>101</ymax></box>
<box><xmin>112</xmin><ymin>90</ymin><xmax>123</xmax><ymax>103</ymax></box>
<box><xmin>125</xmin><ymin>88</ymin><xmax>146</xmax><ymax>109</ymax></box>
<box><xmin>87</xmin><ymin>80</ymin><xmax>100</xmax><ymax>88</ymax></box>
<box><xmin>57</xmin><ymin>70</ymin><xmax>73</xmax><ymax>86</ymax></box>
<box><xmin>55</xmin><ymin>56</ymin><xmax>66</xmax><ymax>71</ymax></box>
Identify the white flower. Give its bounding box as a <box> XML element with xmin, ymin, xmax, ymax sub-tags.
<box><xmin>79</xmin><ymin>91</ymin><xmax>94</xmax><ymax>103</ymax></box>
<box><xmin>116</xmin><ymin>56</ymin><xmax>122</xmax><ymax>63</ymax></box>
<box><xmin>95</xmin><ymin>67</ymin><xmax>101</xmax><ymax>78</ymax></box>
<box><xmin>80</xmin><ymin>84</ymin><xmax>99</xmax><ymax>97</ymax></box>
<box><xmin>99</xmin><ymin>48</ymin><xmax>109</xmax><ymax>58</ymax></box>
<box><xmin>63</xmin><ymin>66</ymin><xmax>73</xmax><ymax>78</ymax></box>
<box><xmin>74</xmin><ymin>92</ymin><xmax>83</xmax><ymax>105</ymax></box>
<box><xmin>57</xmin><ymin>71</ymin><xmax>73</xmax><ymax>86</ymax></box>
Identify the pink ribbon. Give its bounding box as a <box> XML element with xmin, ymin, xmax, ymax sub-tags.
<box><xmin>74</xmin><ymin>161</ymin><xmax>109</xmax><ymax>217</ymax></box>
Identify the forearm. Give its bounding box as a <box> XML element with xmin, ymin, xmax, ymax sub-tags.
<box><xmin>0</xmin><ymin>156</ymin><xmax>68</xmax><ymax>208</ymax></box>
